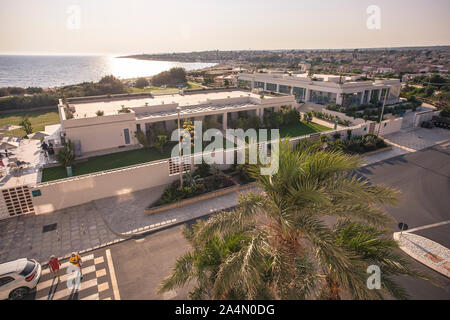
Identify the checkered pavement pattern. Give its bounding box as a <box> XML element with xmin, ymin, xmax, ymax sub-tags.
<box><xmin>34</xmin><ymin>251</ymin><xmax>114</xmax><ymax>300</ymax></box>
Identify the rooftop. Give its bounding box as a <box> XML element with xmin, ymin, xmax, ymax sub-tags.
<box><xmin>69</xmin><ymin>90</ymin><xmax>269</xmax><ymax>119</ymax></box>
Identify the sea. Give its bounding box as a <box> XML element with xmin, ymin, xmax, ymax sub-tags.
<box><xmin>0</xmin><ymin>55</ymin><xmax>216</xmax><ymax>88</ymax></box>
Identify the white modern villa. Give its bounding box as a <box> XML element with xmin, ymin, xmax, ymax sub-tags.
<box><xmin>57</xmin><ymin>90</ymin><xmax>296</xmax><ymax>155</ymax></box>
<box><xmin>238</xmin><ymin>72</ymin><xmax>401</xmax><ymax>106</ymax></box>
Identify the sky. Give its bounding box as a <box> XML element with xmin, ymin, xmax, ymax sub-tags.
<box><xmin>0</xmin><ymin>0</ymin><xmax>449</xmax><ymax>55</ymax></box>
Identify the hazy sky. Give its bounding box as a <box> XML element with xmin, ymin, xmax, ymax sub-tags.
<box><xmin>1</xmin><ymin>0</ymin><xmax>449</xmax><ymax>55</ymax></box>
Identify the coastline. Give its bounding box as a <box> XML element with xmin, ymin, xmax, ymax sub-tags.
<box><xmin>0</xmin><ymin>55</ymin><xmax>218</xmax><ymax>89</ymax></box>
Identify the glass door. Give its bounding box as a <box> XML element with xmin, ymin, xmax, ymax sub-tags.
<box><xmin>124</xmin><ymin>128</ymin><xmax>130</xmax><ymax>144</ymax></box>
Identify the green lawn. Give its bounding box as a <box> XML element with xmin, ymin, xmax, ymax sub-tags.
<box><xmin>129</xmin><ymin>81</ymin><xmax>204</xmax><ymax>94</ymax></box>
<box><xmin>41</xmin><ymin>144</ymin><xmax>176</xmax><ymax>182</ymax></box>
<box><xmin>41</xmin><ymin>137</ymin><xmax>235</xmax><ymax>182</ymax></box>
<box><xmin>244</xmin><ymin>121</ymin><xmax>331</xmax><ymax>143</ymax></box>
<box><xmin>279</xmin><ymin>121</ymin><xmax>331</xmax><ymax>138</ymax></box>
<box><xmin>0</xmin><ymin>109</ymin><xmax>59</xmax><ymax>138</ymax></box>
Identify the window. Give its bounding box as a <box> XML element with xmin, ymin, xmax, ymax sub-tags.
<box><xmin>254</xmin><ymin>81</ymin><xmax>265</xmax><ymax>89</ymax></box>
<box><xmin>293</xmin><ymin>87</ymin><xmax>306</xmax><ymax>101</ymax></box>
<box><xmin>19</xmin><ymin>260</ymin><xmax>36</xmax><ymax>276</ymax></box>
<box><xmin>0</xmin><ymin>276</ymin><xmax>14</xmax><ymax>287</ymax></box>
<box><xmin>363</xmin><ymin>90</ymin><xmax>370</xmax><ymax>104</ymax></box>
<box><xmin>310</xmin><ymin>90</ymin><xmax>336</xmax><ymax>105</ymax></box>
<box><xmin>266</xmin><ymin>83</ymin><xmax>277</xmax><ymax>92</ymax></box>
<box><xmin>279</xmin><ymin>85</ymin><xmax>291</xmax><ymax>94</ymax></box>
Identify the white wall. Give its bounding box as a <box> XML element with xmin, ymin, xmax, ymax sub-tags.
<box><xmin>65</xmin><ymin>120</ymin><xmax>137</xmax><ymax>153</ymax></box>
<box><xmin>413</xmin><ymin>110</ymin><xmax>440</xmax><ymax>127</ymax></box>
<box><xmin>375</xmin><ymin>118</ymin><xmax>403</xmax><ymax>135</ymax></box>
<box><xmin>32</xmin><ymin>160</ymin><xmax>178</xmax><ymax>214</ymax></box>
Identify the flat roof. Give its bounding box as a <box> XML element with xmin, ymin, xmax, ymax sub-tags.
<box><xmin>70</xmin><ymin>90</ymin><xmax>268</xmax><ymax>118</ymax></box>
<box><xmin>136</xmin><ymin>101</ymin><xmax>259</xmax><ymax>121</ymax></box>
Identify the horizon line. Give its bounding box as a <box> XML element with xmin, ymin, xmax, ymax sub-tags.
<box><xmin>1</xmin><ymin>44</ymin><xmax>450</xmax><ymax>56</ymax></box>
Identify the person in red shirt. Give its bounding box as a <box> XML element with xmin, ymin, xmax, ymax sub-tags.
<box><xmin>48</xmin><ymin>255</ymin><xmax>61</xmax><ymax>281</ymax></box>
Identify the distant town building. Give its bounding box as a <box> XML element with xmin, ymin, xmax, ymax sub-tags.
<box><xmin>298</xmin><ymin>63</ymin><xmax>311</xmax><ymax>72</ymax></box>
<box><xmin>238</xmin><ymin>72</ymin><xmax>401</xmax><ymax>106</ymax></box>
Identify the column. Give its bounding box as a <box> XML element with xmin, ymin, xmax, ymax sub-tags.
<box><xmin>336</xmin><ymin>92</ymin><xmax>343</xmax><ymax>105</ymax></box>
<box><xmin>222</xmin><ymin>112</ymin><xmax>227</xmax><ymax>130</ymax></box>
<box><xmin>259</xmin><ymin>108</ymin><xmax>264</xmax><ymax>121</ymax></box>
<box><xmin>360</xmin><ymin>91</ymin><xmax>365</xmax><ymax>105</ymax></box>
<box><xmin>276</xmin><ymin>84</ymin><xmax>280</xmax><ymax>93</ymax></box>
<box><xmin>305</xmin><ymin>89</ymin><xmax>310</xmax><ymax>102</ymax></box>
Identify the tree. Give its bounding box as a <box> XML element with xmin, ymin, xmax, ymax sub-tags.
<box><xmin>57</xmin><ymin>140</ymin><xmax>75</xmax><ymax>168</ymax></box>
<box><xmin>303</xmin><ymin>112</ymin><xmax>312</xmax><ymax>123</ymax></box>
<box><xmin>134</xmin><ymin>129</ymin><xmax>149</xmax><ymax>148</ymax></box>
<box><xmin>159</xmin><ymin>223</ymin><xmax>248</xmax><ymax>299</ymax></box>
<box><xmin>135</xmin><ymin>77</ymin><xmax>149</xmax><ymax>89</ymax></box>
<box><xmin>152</xmin><ymin>68</ymin><xmax>187</xmax><ymax>86</ymax></box>
<box><xmin>154</xmin><ymin>135</ymin><xmax>168</xmax><ymax>154</ymax></box>
<box><xmin>162</xmin><ymin>141</ymin><xmax>429</xmax><ymax>299</ymax></box>
<box><xmin>20</xmin><ymin>117</ymin><xmax>33</xmax><ymax>134</ymax></box>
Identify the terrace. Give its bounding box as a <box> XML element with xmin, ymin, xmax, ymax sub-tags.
<box><xmin>68</xmin><ymin>90</ymin><xmax>270</xmax><ymax>119</ymax></box>
<box><xmin>41</xmin><ymin>120</ymin><xmax>330</xmax><ymax>182</ymax></box>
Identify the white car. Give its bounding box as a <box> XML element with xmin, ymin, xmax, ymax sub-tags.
<box><xmin>0</xmin><ymin>258</ymin><xmax>42</xmax><ymax>300</ymax></box>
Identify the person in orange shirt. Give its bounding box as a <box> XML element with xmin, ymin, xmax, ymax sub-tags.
<box><xmin>69</xmin><ymin>252</ymin><xmax>83</xmax><ymax>280</ymax></box>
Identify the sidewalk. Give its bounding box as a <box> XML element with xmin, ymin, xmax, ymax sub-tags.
<box><xmin>393</xmin><ymin>231</ymin><xmax>450</xmax><ymax>278</ymax></box>
<box><xmin>95</xmin><ymin>184</ymin><xmax>259</xmax><ymax>236</ymax></box>
<box><xmin>0</xmin><ymin>202</ymin><xmax>122</xmax><ymax>264</ymax></box>
<box><xmin>362</xmin><ymin>127</ymin><xmax>450</xmax><ymax>166</ymax></box>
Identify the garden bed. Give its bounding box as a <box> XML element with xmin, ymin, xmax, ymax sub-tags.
<box><xmin>147</xmin><ymin>171</ymin><xmax>237</xmax><ymax>210</ymax></box>
<box><xmin>145</xmin><ymin>183</ymin><xmax>241</xmax><ymax>215</ymax></box>
<box><xmin>360</xmin><ymin>145</ymin><xmax>393</xmax><ymax>156</ymax></box>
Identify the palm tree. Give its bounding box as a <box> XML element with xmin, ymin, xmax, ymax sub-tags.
<box><xmin>162</xmin><ymin>141</ymin><xmax>428</xmax><ymax>300</ymax></box>
<box><xmin>158</xmin><ymin>222</ymin><xmax>248</xmax><ymax>300</ymax></box>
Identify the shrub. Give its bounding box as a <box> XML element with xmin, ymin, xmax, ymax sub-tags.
<box><xmin>134</xmin><ymin>129</ymin><xmax>149</xmax><ymax>148</ymax></box>
<box><xmin>118</xmin><ymin>105</ymin><xmax>131</xmax><ymax>113</ymax></box>
<box><xmin>57</xmin><ymin>140</ymin><xmax>75</xmax><ymax>167</ymax></box>
<box><xmin>152</xmin><ymin>68</ymin><xmax>187</xmax><ymax>86</ymax></box>
<box><xmin>19</xmin><ymin>117</ymin><xmax>33</xmax><ymax>134</ymax></box>
<box><xmin>440</xmin><ymin>106</ymin><xmax>450</xmax><ymax>118</ymax></box>
<box><xmin>135</xmin><ymin>77</ymin><xmax>149</xmax><ymax>89</ymax></box>
<box><xmin>95</xmin><ymin>110</ymin><xmax>104</xmax><ymax>116</ymax></box>
<box><xmin>193</xmin><ymin>161</ymin><xmax>211</xmax><ymax>178</ymax></box>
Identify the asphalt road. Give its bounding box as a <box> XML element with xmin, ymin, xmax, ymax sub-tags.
<box><xmin>107</xmin><ymin>224</ymin><xmax>193</xmax><ymax>300</ymax></box>
<box><xmin>358</xmin><ymin>141</ymin><xmax>450</xmax><ymax>299</ymax></box>
<box><xmin>358</xmin><ymin>141</ymin><xmax>450</xmax><ymax>231</ymax></box>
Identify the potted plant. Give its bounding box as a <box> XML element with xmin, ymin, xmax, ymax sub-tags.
<box><xmin>57</xmin><ymin>140</ymin><xmax>75</xmax><ymax>177</ymax></box>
